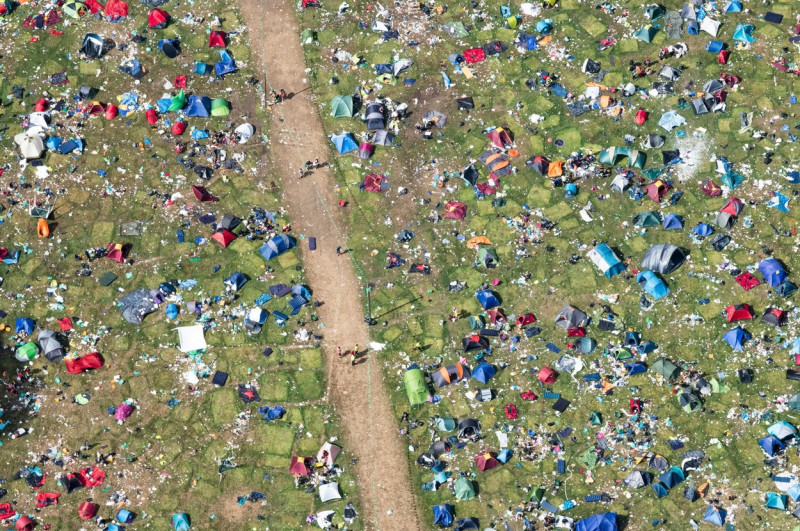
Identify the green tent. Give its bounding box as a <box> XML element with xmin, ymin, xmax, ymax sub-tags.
<box><xmin>404</xmin><ymin>368</ymin><xmax>429</xmax><ymax>405</ymax></box>
<box><xmin>633</xmin><ymin>211</ymin><xmax>661</xmax><ymax>228</ymax></box>
<box><xmin>529</xmin><ymin>486</ymin><xmax>545</xmax><ymax>502</ymax></box>
<box><xmin>455</xmin><ymin>477</ymin><xmax>476</xmax><ymax>500</ymax></box>
<box><xmin>651</xmin><ymin>357</ymin><xmax>680</xmax><ymax>379</ymax></box>
<box><xmin>579</xmin><ymin>448</ymin><xmax>598</xmax><ymax>469</ymax></box>
<box><xmin>478</xmin><ymin>247</ymin><xmax>499</xmax><ymax>267</ymax></box>
<box><xmin>645</xmin><ymin>4</ymin><xmax>665</xmax><ymax>20</ymax></box>
<box><xmin>300</xmin><ymin>29</ymin><xmax>316</xmax><ymax>45</ymax></box>
<box><xmin>614</xmin><ymin>348</ymin><xmax>633</xmax><ymax>361</ymax></box>
<box><xmin>330</xmin><ymin>95</ymin><xmax>355</xmax><ymax>118</ymax></box>
<box><xmin>789</xmin><ymin>393</ymin><xmax>800</xmax><ymax>412</ymax></box>
<box><xmin>679</xmin><ymin>391</ymin><xmax>701</xmax><ymax>413</ymax></box>
<box><xmin>599</xmin><ymin>147</ymin><xmax>646</xmax><ymax>169</ymax></box>
<box><xmin>63</xmin><ymin>0</ymin><xmax>87</xmax><ymax>18</ymax></box>
<box><xmin>710</xmin><ymin>378</ymin><xmax>730</xmax><ymax>394</ymax></box>
<box><xmin>442</xmin><ymin>22</ymin><xmax>469</xmax><ymax>38</ymax></box>
<box><xmin>168</xmin><ymin>90</ymin><xmax>186</xmax><ymax>112</ymax></box>
<box><xmin>15</xmin><ymin>342</ymin><xmax>38</xmax><ymax>362</ymax></box>
<box><xmin>211</xmin><ymin>99</ymin><xmax>230</xmax><ymax>117</ymax></box>
<box><xmin>590</xmin><ymin>412</ymin><xmax>602</xmax><ymax>425</ymax></box>
<box><xmin>634</xmin><ymin>26</ymin><xmax>658</xmax><ymax>43</ymax></box>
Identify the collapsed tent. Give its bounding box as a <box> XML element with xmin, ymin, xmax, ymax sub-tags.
<box><xmin>118</xmin><ymin>289</ymin><xmax>158</xmax><ymax>324</ymax></box>
<box><xmin>555</xmin><ymin>305</ymin><xmax>587</xmax><ymax>329</ymax></box>
<box><xmin>641</xmin><ymin>244</ymin><xmax>687</xmax><ymax>274</ymax></box>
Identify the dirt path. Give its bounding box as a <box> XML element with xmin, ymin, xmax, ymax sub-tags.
<box><xmin>238</xmin><ymin>1</ymin><xmax>421</xmax><ymax>529</ymax></box>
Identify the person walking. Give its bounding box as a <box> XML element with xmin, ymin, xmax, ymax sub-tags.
<box><xmin>336</xmin><ymin>345</ymin><xmax>343</xmax><ymax>358</ymax></box>
<box><xmin>351</xmin><ymin>344</ymin><xmax>359</xmax><ymax>366</ymax></box>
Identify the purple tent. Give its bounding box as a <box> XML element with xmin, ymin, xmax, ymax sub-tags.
<box><xmin>115</xmin><ymin>403</ymin><xmax>133</xmax><ymax>422</ymax></box>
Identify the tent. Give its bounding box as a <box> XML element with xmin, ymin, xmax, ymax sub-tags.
<box><xmin>641</xmin><ymin>244</ymin><xmax>687</xmax><ymax>274</ymax></box>
<box><xmin>624</xmin><ymin>470</ymin><xmax>651</xmax><ymax>489</ymax></box>
<box><xmin>662</xmin><ymin>214</ymin><xmax>683</xmax><ymax>230</ymax></box>
<box><xmin>330</xmin><ymin>95</ymin><xmax>354</xmax><ymax>118</ymax></box>
<box><xmin>80</xmin><ymin>33</ymin><xmax>106</xmax><ymax>59</ymax></box>
<box><xmin>693</xmin><ymin>223</ymin><xmax>714</xmax><ymax>237</ymax></box>
<box><xmin>365</xmin><ymin>102</ymin><xmax>385</xmax><ymax>130</ymax></box>
<box><xmin>599</xmin><ymin>147</ymin><xmax>646</xmax><ymax>168</ymax></box>
<box><xmin>723</xmin><ymin>327</ymin><xmax>750</xmax><ymax>351</ymax></box>
<box><xmin>703</xmin><ymin>506</ymin><xmax>726</xmax><ymax>527</ymax></box>
<box><xmin>209</xmin><ymin>30</ymin><xmax>226</xmax><ymax>47</ymax></box>
<box><xmin>462</xmin><ymin>335</ymin><xmax>489</xmax><ymax>352</ymax></box>
<box><xmin>487</xmin><ymin>127</ymin><xmax>513</xmax><ymax>149</ymax></box>
<box><xmin>457</xmin><ymin>419</ymin><xmax>480</xmax><ymax>439</ymax></box>
<box><xmin>119</xmin><ymin>289</ymin><xmax>158</xmax><ymax>324</ymax></box>
<box><xmin>185</xmin><ymin>96</ymin><xmax>211</xmax><ymax>117</ymax></box>
<box><xmin>475</xmin><ymin>452</ymin><xmax>500</xmax><ymax>471</ymax></box>
<box><xmin>63</xmin><ymin>1</ymin><xmax>87</xmax><ymax>18</ymax></box>
<box><xmin>177</xmin><ymin>325</ymin><xmax>207</xmax><ymax>352</ymax></box>
<box><xmin>455</xmin><ymin>517</ymin><xmax>480</xmax><ymax>531</ymax></box>
<box><xmin>433</xmin><ymin>505</ymin><xmax>455</xmax><ymax>527</ymax></box>
<box><xmin>762</xmin><ymin>308</ymin><xmax>786</xmax><ymax>327</ymax></box>
<box><xmin>714</xmin><ymin>212</ymin><xmax>735</xmax><ymax>230</ymax></box>
<box><xmin>78</xmin><ymin>502</ymin><xmax>99</xmax><ymax>519</ymax></box>
<box><xmin>158</xmin><ymin>38</ymin><xmax>181</xmax><ymax>58</ymax></box>
<box><xmin>259</xmin><ymin>235</ymin><xmax>295</xmax><ymax>260</ymax></box>
<box><xmin>211</xmin><ymin>229</ymin><xmax>236</xmax><ymax>248</ymax></box>
<box><xmin>634</xmin><ymin>26</ymin><xmax>658</xmax><ymax>42</ymax></box>
<box><xmin>15</xmin><ymin>516</ymin><xmax>34</xmax><ymax>531</ymax></box>
<box><xmin>16</xmin><ymin>317</ymin><xmax>35</xmax><ymax>335</ymax></box>
<box><xmin>777</xmin><ymin>281</ymin><xmax>797</xmax><ymax>297</ymax></box>
<box><xmin>316</xmin><ymin>442</ymin><xmax>340</xmax><ymax>468</ymax></box>
<box><xmin>14</xmin><ymin>129</ymin><xmax>46</xmax><ymax>159</ymax></box>
<box><xmin>330</xmin><ymin>132</ymin><xmax>358</xmax><ymax>154</ymax></box>
<box><xmin>15</xmin><ymin>342</ymin><xmax>38</xmax><ymax>362</ymax></box>
<box><xmin>148</xmin><ymin>8</ymin><xmax>169</xmax><ymax>28</ymax></box>
<box><xmin>575</xmin><ymin>512</ymin><xmax>617</xmax><ymax>531</ymax></box>
<box><xmin>289</xmin><ymin>456</ymin><xmax>311</xmax><ymax>476</ymax></box>
<box><xmin>768</xmin><ymin>421</ymin><xmax>797</xmax><ymax>441</ymax></box>
<box><xmin>538</xmin><ymin>366</ymin><xmax>557</xmax><ymax>384</ymax></box>
<box><xmin>372</xmin><ymin>130</ymin><xmax>394</xmax><ymax>146</ymax></box>
<box><xmin>733</xmin><ymin>23</ymin><xmax>756</xmax><ymax>43</ymax></box>
<box><xmin>38</xmin><ymin>330</ymin><xmax>65</xmax><ymax>362</ymax></box>
<box><xmin>766</xmin><ymin>492</ymin><xmax>787</xmax><ymax>510</ymax></box>
<box><xmin>454</xmin><ymin>477</ymin><xmax>475</xmax><ymax>500</ymax></box>
<box><xmin>721</xmin><ymin>171</ymin><xmax>744</xmax><ymax>190</ymax></box>
<box><xmin>431</xmin><ymin>364</ymin><xmax>470</xmax><ymax>387</ymax></box>
<box><xmin>610</xmin><ymin>174</ymin><xmax>631</xmax><ymax>193</ymax></box>
<box><xmin>759</xmin><ymin>258</ymin><xmax>787</xmax><ymax>287</ymax></box>
<box><xmin>725</xmin><ymin>304</ymin><xmax>755</xmax><ymax>322</ymax></box>
<box><xmin>477</xmin><ymin>247</ymin><xmax>499</xmax><ymax>268</ymax></box>
<box><xmin>679</xmin><ymin>391</ymin><xmax>701</xmax><ymax>412</ymax></box>
<box><xmin>700</xmin><ymin>17</ymin><xmax>720</xmax><ymax>36</ymax></box>
<box><xmin>587</xmin><ymin>243</ymin><xmax>624</xmax><ymax>278</ymax></box>
<box><xmin>721</xmin><ymin>197</ymin><xmax>744</xmax><ymax>216</ymax></box>
<box><xmin>527</xmin><ymin>155</ymin><xmax>550</xmax><ymax>175</ymax></box>
<box><xmin>475</xmin><ymin>289</ymin><xmax>500</xmax><ymax>309</ymax></box>
<box><xmin>637</xmin><ymin>270</ymin><xmax>669</xmax><ymax>300</ymax></box>
<box><xmin>214</xmin><ymin>50</ymin><xmax>237</xmax><ymax>76</ymax></box>
<box><xmin>404</xmin><ymin>368</ymin><xmax>429</xmax><ymax>405</ymax></box>
<box><xmin>319</xmin><ymin>483</ymin><xmax>341</xmax><ymax>503</ymax></box>
<box><xmin>472</xmin><ymin>362</ymin><xmax>496</xmax><ymax>384</ymax></box>
<box><xmin>172</xmin><ymin>513</ymin><xmax>190</xmax><ymax>530</ymax></box>
<box><xmin>555</xmin><ymin>305</ymin><xmax>587</xmax><ymax>329</ymax></box>
<box><xmin>633</xmin><ymin>211</ymin><xmax>661</xmax><ymax>228</ymax></box>
<box><xmin>210</xmin><ymin>99</ymin><xmax>230</xmax><ymax>117</ymax></box>
<box><xmin>651</xmin><ymin>357</ymin><xmax>680</xmax><ymax>379</ymax></box>
<box><xmin>652</xmin><ymin>482</ymin><xmax>669</xmax><ymax>498</ymax></box>
<box><xmin>724</xmin><ymin>0</ymin><xmax>741</xmax><ymax>12</ymax></box>
<box><xmin>363</xmin><ymin>174</ymin><xmax>389</xmax><ymax>193</ymax></box>
<box><xmin>759</xmin><ymin>435</ymin><xmax>786</xmax><ymax>456</ymax></box>
<box><xmin>702</xmin><ymin>179</ymin><xmax>722</xmax><ymax>197</ymax></box>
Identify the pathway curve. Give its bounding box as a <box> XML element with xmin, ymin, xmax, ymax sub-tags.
<box><xmin>239</xmin><ymin>1</ymin><xmax>422</xmax><ymax>529</ymax></box>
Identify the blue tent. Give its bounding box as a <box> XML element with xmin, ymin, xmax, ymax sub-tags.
<box><xmin>172</xmin><ymin>513</ymin><xmax>190</xmax><ymax>530</ymax></box>
<box><xmin>15</xmin><ymin>317</ymin><xmax>35</xmax><ymax>335</ymax></box>
<box><xmin>765</xmin><ymin>492</ymin><xmax>787</xmax><ymax>510</ymax></box>
<box><xmin>723</xmin><ymin>327</ymin><xmax>750</xmax><ymax>351</ymax></box>
<box><xmin>575</xmin><ymin>512</ymin><xmax>617</xmax><ymax>531</ymax></box>
<box><xmin>497</xmin><ymin>448</ymin><xmax>513</xmax><ymax>463</ymax></box>
<box><xmin>721</xmin><ymin>171</ymin><xmax>744</xmax><ymax>190</ymax></box>
<box><xmin>662</xmin><ymin>214</ymin><xmax>683</xmax><ymax>230</ymax></box>
<box><xmin>117</xmin><ymin>509</ymin><xmax>135</xmax><ymax>523</ymax></box>
<box><xmin>767</xmin><ymin>420</ymin><xmax>797</xmax><ymax>440</ymax></box>
<box><xmin>724</xmin><ymin>0</ymin><xmax>741</xmax><ymax>12</ymax></box>
<box><xmin>471</xmin><ymin>362</ymin><xmax>496</xmax><ymax>384</ymax></box>
<box><xmin>652</xmin><ymin>482</ymin><xmax>668</xmax><ymax>498</ymax></box>
<box><xmin>659</xmin><ymin>466</ymin><xmax>685</xmax><ymax>489</ymax></box>
<box><xmin>759</xmin><ymin>435</ymin><xmax>786</xmax><ymax>456</ymax></box>
<box><xmin>732</xmin><ymin>23</ymin><xmax>756</xmax><ymax>42</ymax></box>
<box><xmin>759</xmin><ymin>258</ymin><xmax>787</xmax><ymax>287</ymax></box>
<box><xmin>787</xmin><ymin>484</ymin><xmax>800</xmax><ymax>502</ymax></box>
<box><xmin>185</xmin><ymin>95</ymin><xmax>211</xmax><ymax>117</ymax></box>
<box><xmin>214</xmin><ymin>50</ymin><xmax>237</xmax><ymax>76</ymax></box>
<box><xmin>703</xmin><ymin>506</ymin><xmax>726</xmax><ymax>527</ymax></box>
<box><xmin>587</xmin><ymin>243</ymin><xmax>624</xmax><ymax>278</ymax></box>
<box><xmin>637</xmin><ymin>270</ymin><xmax>669</xmax><ymax>300</ymax></box>
<box><xmin>535</xmin><ymin>19</ymin><xmax>552</xmax><ymax>35</ymax></box>
<box><xmin>625</xmin><ymin>362</ymin><xmax>647</xmax><ymax>375</ymax></box>
<box><xmin>224</xmin><ymin>272</ymin><xmax>248</xmax><ymax>291</ymax></box>
<box><xmin>692</xmin><ymin>223</ymin><xmax>714</xmax><ymax>236</ymax></box>
<box><xmin>259</xmin><ymin>235</ymin><xmax>295</xmax><ymax>261</ymax></box>
<box><xmin>432</xmin><ymin>504</ymin><xmax>454</xmax><ymax>527</ymax></box>
<box><xmin>330</xmin><ymin>132</ymin><xmax>358</xmax><ymax>154</ymax></box>
<box><xmin>475</xmin><ymin>289</ymin><xmax>500</xmax><ymax>310</ymax></box>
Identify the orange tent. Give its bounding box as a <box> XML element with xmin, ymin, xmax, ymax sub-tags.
<box><xmin>547</xmin><ymin>160</ymin><xmax>564</xmax><ymax>178</ymax></box>
<box><xmin>37</xmin><ymin>218</ymin><xmax>50</xmax><ymax>238</ymax></box>
<box><xmin>467</xmin><ymin>236</ymin><xmax>492</xmax><ymax>249</ymax></box>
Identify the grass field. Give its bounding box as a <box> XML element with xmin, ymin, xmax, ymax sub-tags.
<box><xmin>297</xmin><ymin>0</ymin><xmax>800</xmax><ymax>529</ymax></box>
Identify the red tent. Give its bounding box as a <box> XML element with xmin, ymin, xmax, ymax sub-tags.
<box><xmin>211</xmin><ymin>229</ymin><xmax>236</xmax><ymax>247</ymax></box>
<box><xmin>725</xmin><ymin>304</ymin><xmax>754</xmax><ymax>322</ymax></box>
<box><xmin>148</xmin><ymin>8</ymin><xmax>169</xmax><ymax>29</ymax></box>
<box><xmin>718</xmin><ymin>50</ymin><xmax>730</xmax><ymax>64</ymax></box>
<box><xmin>516</xmin><ymin>313</ymin><xmax>536</xmax><ymax>326</ymax></box>
<box><xmin>464</xmin><ymin>48</ymin><xmax>486</xmax><ymax>64</ymax></box>
<box><xmin>209</xmin><ymin>30</ymin><xmax>226</xmax><ymax>47</ymax></box>
<box><xmin>538</xmin><ymin>366</ymin><xmax>557</xmax><ymax>384</ymax></box>
<box><xmin>36</xmin><ymin>492</ymin><xmax>60</xmax><ymax>507</ymax></box>
<box><xmin>15</xmin><ymin>515</ymin><xmax>34</xmax><ymax>531</ymax></box>
<box><xmin>35</xmin><ymin>98</ymin><xmax>48</xmax><ymax>112</ymax></box>
<box><xmin>475</xmin><ymin>452</ymin><xmax>500</xmax><ymax>471</ymax></box>
<box><xmin>701</xmin><ymin>179</ymin><xmax>722</xmax><ymax>197</ymax></box>
<box><xmin>567</xmin><ymin>327</ymin><xmax>586</xmax><ymax>337</ymax></box>
<box><xmin>644</xmin><ymin>180</ymin><xmax>670</xmax><ymax>201</ymax></box>
<box><xmin>145</xmin><ymin>109</ymin><xmax>158</xmax><ymax>125</ymax></box>
<box><xmin>84</xmin><ymin>0</ymin><xmax>104</xmax><ymax>14</ymax></box>
<box><xmin>487</xmin><ymin>127</ymin><xmax>512</xmax><ymax>149</ymax></box>
<box><xmin>0</xmin><ymin>503</ymin><xmax>15</xmax><ymax>521</ymax></box>
<box><xmin>301</xmin><ymin>0</ymin><xmax>320</xmax><ymax>7</ymax></box>
<box><xmin>65</xmin><ymin>352</ymin><xmax>104</xmax><ymax>374</ymax></box>
<box><xmin>442</xmin><ymin>201</ymin><xmax>467</xmax><ymax>220</ymax></box>
<box><xmin>104</xmin><ymin>0</ymin><xmax>128</xmax><ymax>17</ymax></box>
<box><xmin>192</xmin><ymin>185</ymin><xmax>218</xmax><ymax>202</ymax></box>
<box><xmin>720</xmin><ymin>197</ymin><xmax>744</xmax><ymax>216</ymax></box>
<box><xmin>762</xmin><ymin>307</ymin><xmax>786</xmax><ymax>327</ymax></box>
<box><xmin>363</xmin><ymin>174</ymin><xmax>388</xmax><ymax>193</ymax></box>
<box><xmin>289</xmin><ymin>456</ymin><xmax>311</xmax><ymax>476</ymax></box>
<box><xmin>78</xmin><ymin>467</ymin><xmax>105</xmax><ymax>488</ymax></box>
<box><xmin>735</xmin><ymin>272</ymin><xmax>760</xmax><ymax>291</ymax></box>
<box><xmin>104</xmin><ymin>104</ymin><xmax>117</xmax><ymax>120</ymax></box>
<box><xmin>106</xmin><ymin>242</ymin><xmax>126</xmax><ymax>263</ymax></box>
<box><xmin>78</xmin><ymin>502</ymin><xmax>98</xmax><ymax>520</ymax></box>
<box><xmin>171</xmin><ymin>121</ymin><xmax>186</xmax><ymax>135</ymax></box>
<box><xmin>635</xmin><ymin>109</ymin><xmax>648</xmax><ymax>125</ymax></box>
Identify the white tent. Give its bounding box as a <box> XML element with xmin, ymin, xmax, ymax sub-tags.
<box><xmin>177</xmin><ymin>325</ymin><xmax>207</xmax><ymax>352</ymax></box>
<box><xmin>235</xmin><ymin>123</ymin><xmax>254</xmax><ymax>143</ymax></box>
<box><xmin>700</xmin><ymin>17</ymin><xmax>720</xmax><ymax>37</ymax></box>
<box><xmin>319</xmin><ymin>482</ymin><xmax>342</xmax><ymax>502</ymax></box>
<box><xmin>29</xmin><ymin>112</ymin><xmax>51</xmax><ymax>128</ymax></box>
<box><xmin>315</xmin><ymin>510</ymin><xmax>335</xmax><ymax>529</ymax></box>
<box><xmin>14</xmin><ymin>128</ymin><xmax>46</xmax><ymax>159</ymax></box>
<box><xmin>317</xmin><ymin>442</ymin><xmax>341</xmax><ymax>466</ymax></box>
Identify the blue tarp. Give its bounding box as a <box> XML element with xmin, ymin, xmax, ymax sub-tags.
<box><xmin>259</xmin><ymin>235</ymin><xmax>295</xmax><ymax>260</ymax></box>
<box><xmin>759</xmin><ymin>258</ymin><xmax>787</xmax><ymax>287</ymax></box>
<box><xmin>432</xmin><ymin>504</ymin><xmax>454</xmax><ymax>527</ymax></box>
<box><xmin>15</xmin><ymin>317</ymin><xmax>35</xmax><ymax>335</ymax></box>
<box><xmin>574</xmin><ymin>512</ymin><xmax>617</xmax><ymax>531</ymax></box>
<box><xmin>637</xmin><ymin>270</ymin><xmax>669</xmax><ymax>300</ymax></box>
<box><xmin>258</xmin><ymin>405</ymin><xmax>286</xmax><ymax>420</ymax></box>
<box><xmin>214</xmin><ymin>50</ymin><xmax>237</xmax><ymax>76</ymax></box>
<box><xmin>172</xmin><ymin>513</ymin><xmax>190</xmax><ymax>530</ymax></box>
<box><xmin>625</xmin><ymin>362</ymin><xmax>647</xmax><ymax>375</ymax></box>
<box><xmin>658</xmin><ymin>110</ymin><xmax>686</xmax><ymax>131</ymax></box>
<box><xmin>723</xmin><ymin>327</ymin><xmax>751</xmax><ymax>350</ymax></box>
<box><xmin>471</xmin><ymin>362</ymin><xmax>496</xmax><ymax>384</ymax></box>
<box><xmin>475</xmin><ymin>289</ymin><xmax>500</xmax><ymax>309</ymax></box>
<box><xmin>330</xmin><ymin>132</ymin><xmax>358</xmax><ymax>154</ymax></box>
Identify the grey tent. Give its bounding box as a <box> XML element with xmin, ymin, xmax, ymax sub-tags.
<box><xmin>679</xmin><ymin>390</ymin><xmax>702</xmax><ymax>412</ymax></box>
<box><xmin>680</xmin><ymin>3</ymin><xmax>696</xmax><ymax>20</ymax></box>
<box><xmin>642</xmin><ymin>134</ymin><xmax>664</xmax><ymax>149</ymax></box>
<box><xmin>691</xmin><ymin>98</ymin><xmax>710</xmax><ymax>115</ymax></box>
<box><xmin>365</xmin><ymin>102</ymin><xmax>385</xmax><ymax>130</ymax></box>
<box><xmin>641</xmin><ymin>244</ymin><xmax>687</xmax><ymax>274</ymax></box>
<box><xmin>623</xmin><ymin>470</ymin><xmax>652</xmax><ymax>489</ymax></box>
<box><xmin>119</xmin><ymin>289</ymin><xmax>158</xmax><ymax>324</ymax></box>
<box><xmin>610</xmin><ymin>174</ymin><xmax>631</xmax><ymax>193</ymax></box>
<box><xmin>555</xmin><ymin>305</ymin><xmax>587</xmax><ymax>329</ymax></box>
<box><xmin>651</xmin><ymin>357</ymin><xmax>680</xmax><ymax>379</ymax></box>
<box><xmin>788</xmin><ymin>393</ymin><xmax>800</xmax><ymax>412</ymax></box>
<box><xmin>422</xmin><ymin>111</ymin><xmax>447</xmax><ymax>128</ymax></box>
<box><xmin>664</xmin><ymin>11</ymin><xmax>683</xmax><ymax>39</ymax></box>
<box><xmin>38</xmin><ymin>330</ymin><xmax>65</xmax><ymax>362</ymax></box>
<box><xmin>219</xmin><ymin>214</ymin><xmax>241</xmax><ymax>231</ymax></box>
<box><xmin>714</xmin><ymin>211</ymin><xmax>735</xmax><ymax>230</ymax></box>
<box><xmin>372</xmin><ymin>130</ymin><xmax>395</xmax><ymax>146</ymax></box>
<box><xmin>659</xmin><ymin>65</ymin><xmax>681</xmax><ymax>81</ymax></box>
<box><xmin>457</xmin><ymin>419</ymin><xmax>481</xmax><ymax>439</ymax></box>
<box><xmin>703</xmin><ymin>79</ymin><xmax>724</xmax><ymax>94</ymax></box>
